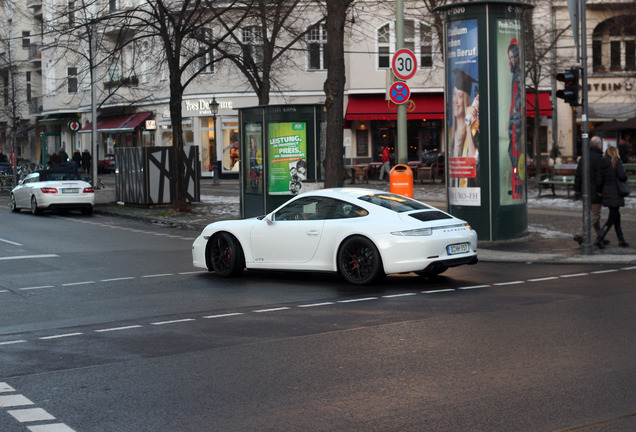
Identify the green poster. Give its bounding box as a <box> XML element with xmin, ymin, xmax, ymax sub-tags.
<box><xmin>268</xmin><ymin>122</ymin><xmax>307</xmax><ymax>195</ymax></box>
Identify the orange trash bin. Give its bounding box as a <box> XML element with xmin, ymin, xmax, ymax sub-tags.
<box><xmin>389</xmin><ymin>164</ymin><xmax>414</xmax><ymax>198</ymax></box>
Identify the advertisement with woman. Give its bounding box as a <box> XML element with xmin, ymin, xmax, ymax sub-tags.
<box><xmin>446</xmin><ymin>18</ymin><xmax>480</xmax><ymax>206</ymax></box>
<box><xmin>268</xmin><ymin>122</ymin><xmax>307</xmax><ymax>195</ymax></box>
<box><xmin>497</xmin><ymin>19</ymin><xmax>526</xmax><ymax>205</ymax></box>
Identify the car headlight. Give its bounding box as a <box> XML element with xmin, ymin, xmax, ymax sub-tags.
<box><xmin>391</xmin><ymin>228</ymin><xmax>432</xmax><ymax>236</ymax></box>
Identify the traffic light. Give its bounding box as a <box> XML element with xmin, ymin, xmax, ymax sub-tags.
<box><xmin>556</xmin><ymin>68</ymin><xmax>579</xmax><ymax>106</ymax></box>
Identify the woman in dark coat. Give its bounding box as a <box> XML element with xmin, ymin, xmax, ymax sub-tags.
<box><xmin>594</xmin><ymin>146</ymin><xmax>629</xmax><ymax>247</ymax></box>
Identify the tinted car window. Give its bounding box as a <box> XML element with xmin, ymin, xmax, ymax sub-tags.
<box><xmin>358</xmin><ymin>193</ymin><xmax>431</xmax><ymax>213</ymax></box>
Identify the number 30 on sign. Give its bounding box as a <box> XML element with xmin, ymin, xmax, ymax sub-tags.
<box><xmin>392</xmin><ymin>48</ymin><xmax>417</xmax><ymax>81</ymax></box>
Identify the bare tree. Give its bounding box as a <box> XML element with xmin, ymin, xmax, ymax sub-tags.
<box><xmin>215</xmin><ymin>0</ymin><xmax>325</xmax><ymax>106</ymax></box>
<box><xmin>323</xmin><ymin>0</ymin><xmax>354</xmax><ymax>188</ymax></box>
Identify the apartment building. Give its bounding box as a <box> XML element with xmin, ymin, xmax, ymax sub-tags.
<box><xmin>2</xmin><ymin>0</ymin><xmax>633</xmax><ymax>179</ymax></box>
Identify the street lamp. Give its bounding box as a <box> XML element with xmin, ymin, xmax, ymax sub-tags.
<box><xmin>209</xmin><ymin>96</ymin><xmax>219</xmax><ymax>184</ymax></box>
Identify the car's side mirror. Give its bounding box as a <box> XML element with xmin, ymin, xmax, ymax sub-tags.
<box><xmin>265</xmin><ymin>214</ymin><xmax>274</xmax><ymax>225</ymax></box>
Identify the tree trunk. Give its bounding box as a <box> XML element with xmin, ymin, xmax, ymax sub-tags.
<box><xmin>323</xmin><ymin>0</ymin><xmax>352</xmax><ymax>188</ymax></box>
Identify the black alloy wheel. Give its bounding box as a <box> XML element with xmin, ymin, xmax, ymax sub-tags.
<box><xmin>337</xmin><ymin>236</ymin><xmax>384</xmax><ymax>285</ymax></box>
<box><xmin>209</xmin><ymin>232</ymin><xmax>244</xmax><ymax>277</ymax></box>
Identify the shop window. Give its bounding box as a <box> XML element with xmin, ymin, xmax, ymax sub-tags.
<box><xmin>201</xmin><ymin>118</ymin><xmax>216</xmax><ymax>175</ymax></box>
<box><xmin>592</xmin><ymin>16</ymin><xmax>636</xmax><ymax>73</ymax></box>
<box><xmin>307</xmin><ymin>23</ymin><xmax>327</xmax><ymax>70</ymax></box>
<box><xmin>376</xmin><ymin>20</ymin><xmax>434</xmax><ymax>70</ymax></box>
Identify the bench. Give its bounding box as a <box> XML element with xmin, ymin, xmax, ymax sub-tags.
<box><xmin>538</xmin><ymin>174</ymin><xmax>575</xmax><ymax>197</ymax></box>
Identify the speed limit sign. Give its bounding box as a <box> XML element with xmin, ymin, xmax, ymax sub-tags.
<box><xmin>392</xmin><ymin>48</ymin><xmax>417</xmax><ymax>81</ymax></box>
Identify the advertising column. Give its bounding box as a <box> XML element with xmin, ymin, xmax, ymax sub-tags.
<box><xmin>438</xmin><ymin>1</ymin><xmax>532</xmax><ymax>241</ymax></box>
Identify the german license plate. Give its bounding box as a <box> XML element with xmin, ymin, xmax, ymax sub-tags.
<box><xmin>62</xmin><ymin>188</ymin><xmax>80</xmax><ymax>194</ymax></box>
<box><xmin>447</xmin><ymin>243</ymin><xmax>470</xmax><ymax>255</ymax></box>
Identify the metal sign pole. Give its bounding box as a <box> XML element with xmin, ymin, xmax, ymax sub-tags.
<box><xmin>396</xmin><ymin>0</ymin><xmax>407</xmax><ymax>165</ymax></box>
<box><xmin>580</xmin><ymin>0</ymin><xmax>592</xmax><ymax>254</ymax></box>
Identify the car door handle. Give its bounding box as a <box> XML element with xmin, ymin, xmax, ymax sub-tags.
<box><xmin>306</xmin><ymin>230</ymin><xmax>320</xmax><ymax>236</ymax></box>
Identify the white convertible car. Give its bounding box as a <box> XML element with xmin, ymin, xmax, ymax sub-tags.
<box><xmin>10</xmin><ymin>169</ymin><xmax>95</xmax><ymax>215</ymax></box>
<box><xmin>193</xmin><ymin>188</ymin><xmax>478</xmax><ymax>285</ymax></box>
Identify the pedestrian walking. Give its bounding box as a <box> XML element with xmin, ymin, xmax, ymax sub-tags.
<box><xmin>378</xmin><ymin>145</ymin><xmax>391</xmax><ymax>182</ymax></box>
<box><xmin>573</xmin><ymin>136</ymin><xmax>605</xmax><ymax>245</ymax></box>
<box><xmin>72</xmin><ymin>149</ymin><xmax>82</xmax><ymax>169</ymax></box>
<box><xmin>594</xmin><ymin>146</ymin><xmax>629</xmax><ymax>248</ymax></box>
<box><xmin>58</xmin><ymin>146</ymin><xmax>69</xmax><ymax>163</ymax></box>
<box><xmin>81</xmin><ymin>148</ymin><xmax>92</xmax><ymax>174</ymax></box>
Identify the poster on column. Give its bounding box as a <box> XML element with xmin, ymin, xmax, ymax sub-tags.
<box><xmin>446</xmin><ymin>18</ymin><xmax>480</xmax><ymax>206</ymax></box>
<box><xmin>497</xmin><ymin>19</ymin><xmax>526</xmax><ymax>205</ymax></box>
<box><xmin>268</xmin><ymin>122</ymin><xmax>307</xmax><ymax>195</ymax></box>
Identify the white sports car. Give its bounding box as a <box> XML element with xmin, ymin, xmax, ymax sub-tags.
<box><xmin>10</xmin><ymin>169</ymin><xmax>95</xmax><ymax>215</ymax></box>
<box><xmin>192</xmin><ymin>188</ymin><xmax>478</xmax><ymax>285</ymax></box>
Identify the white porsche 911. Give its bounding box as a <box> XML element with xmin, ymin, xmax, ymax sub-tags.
<box><xmin>10</xmin><ymin>169</ymin><xmax>95</xmax><ymax>215</ymax></box>
<box><xmin>193</xmin><ymin>188</ymin><xmax>478</xmax><ymax>285</ymax></box>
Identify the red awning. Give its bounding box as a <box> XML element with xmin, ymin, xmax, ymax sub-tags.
<box><xmin>525</xmin><ymin>92</ymin><xmax>552</xmax><ymax>118</ymax></box>
<box><xmin>346</xmin><ymin>94</ymin><xmax>444</xmax><ymax>121</ymax></box>
<box><xmin>80</xmin><ymin>112</ymin><xmax>152</xmax><ymax>133</ymax></box>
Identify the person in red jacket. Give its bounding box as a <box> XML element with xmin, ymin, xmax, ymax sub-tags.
<box><xmin>378</xmin><ymin>145</ymin><xmax>391</xmax><ymax>182</ymax></box>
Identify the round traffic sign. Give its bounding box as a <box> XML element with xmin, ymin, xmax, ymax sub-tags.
<box><xmin>389</xmin><ymin>81</ymin><xmax>410</xmax><ymax>105</ymax></box>
<box><xmin>392</xmin><ymin>48</ymin><xmax>417</xmax><ymax>80</ymax></box>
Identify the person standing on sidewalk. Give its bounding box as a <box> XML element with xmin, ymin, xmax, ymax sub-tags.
<box><xmin>378</xmin><ymin>145</ymin><xmax>391</xmax><ymax>182</ymax></box>
<box><xmin>574</xmin><ymin>136</ymin><xmax>605</xmax><ymax>245</ymax></box>
<box><xmin>594</xmin><ymin>146</ymin><xmax>629</xmax><ymax>248</ymax></box>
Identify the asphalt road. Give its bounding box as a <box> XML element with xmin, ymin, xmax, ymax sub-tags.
<box><xmin>1</xmin><ymin>211</ymin><xmax>635</xmax><ymax>431</ymax></box>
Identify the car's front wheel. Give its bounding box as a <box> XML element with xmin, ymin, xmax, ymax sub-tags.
<box><xmin>10</xmin><ymin>194</ymin><xmax>20</xmax><ymax>213</ymax></box>
<box><xmin>209</xmin><ymin>232</ymin><xmax>244</xmax><ymax>277</ymax></box>
<box><xmin>30</xmin><ymin>196</ymin><xmax>41</xmax><ymax>215</ymax></box>
<box><xmin>337</xmin><ymin>236</ymin><xmax>384</xmax><ymax>285</ymax></box>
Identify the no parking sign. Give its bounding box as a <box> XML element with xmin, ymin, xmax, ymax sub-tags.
<box><xmin>389</xmin><ymin>82</ymin><xmax>410</xmax><ymax>105</ymax></box>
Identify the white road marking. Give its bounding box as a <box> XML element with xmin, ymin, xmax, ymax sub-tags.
<box><xmin>203</xmin><ymin>313</ymin><xmax>244</xmax><ymax>318</ymax></box>
<box><xmin>100</xmin><ymin>277</ymin><xmax>135</xmax><ymax>282</ymax></box>
<box><xmin>39</xmin><ymin>333</ymin><xmax>83</xmax><ymax>340</ymax></box>
<box><xmin>253</xmin><ymin>307</ymin><xmax>291</xmax><ymax>313</ymax></box>
<box><xmin>0</xmin><ymin>238</ymin><xmax>22</xmax><ymax>246</ymax></box>
<box><xmin>382</xmin><ymin>293</ymin><xmax>417</xmax><ymax>298</ymax></box>
<box><xmin>0</xmin><ymin>254</ymin><xmax>58</xmax><ymax>261</ymax></box>
<box><xmin>19</xmin><ymin>286</ymin><xmax>54</xmax><ymax>291</ymax></box>
<box><xmin>179</xmin><ymin>271</ymin><xmax>207</xmax><ymax>275</ymax></box>
<box><xmin>458</xmin><ymin>285</ymin><xmax>489</xmax><ymax>290</ymax></box>
<box><xmin>61</xmin><ymin>281</ymin><xmax>95</xmax><ymax>287</ymax></box>
<box><xmin>422</xmin><ymin>289</ymin><xmax>455</xmax><ymax>293</ymax></box>
<box><xmin>297</xmin><ymin>302</ymin><xmax>335</xmax><ymax>308</ymax></box>
<box><xmin>0</xmin><ymin>383</ymin><xmax>16</xmax><ymax>392</ymax></box>
<box><xmin>560</xmin><ymin>273</ymin><xmax>589</xmax><ymax>278</ymax></box>
<box><xmin>8</xmin><ymin>407</ymin><xmax>56</xmax><ymax>422</ymax></box>
<box><xmin>151</xmin><ymin>318</ymin><xmax>196</xmax><ymax>325</ymax></box>
<box><xmin>95</xmin><ymin>325</ymin><xmax>143</xmax><ymax>333</ymax></box>
<box><xmin>528</xmin><ymin>276</ymin><xmax>559</xmax><ymax>282</ymax></box>
<box><xmin>142</xmin><ymin>273</ymin><xmax>174</xmax><ymax>278</ymax></box>
<box><xmin>337</xmin><ymin>297</ymin><xmax>378</xmax><ymax>303</ymax></box>
<box><xmin>0</xmin><ymin>340</ymin><xmax>27</xmax><ymax>346</ymax></box>
<box><xmin>494</xmin><ymin>281</ymin><xmax>525</xmax><ymax>286</ymax></box>
<box><xmin>0</xmin><ymin>394</ymin><xmax>33</xmax><ymax>407</ymax></box>
<box><xmin>591</xmin><ymin>269</ymin><xmax>619</xmax><ymax>274</ymax></box>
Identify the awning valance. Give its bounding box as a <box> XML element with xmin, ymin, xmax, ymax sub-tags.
<box><xmin>80</xmin><ymin>112</ymin><xmax>152</xmax><ymax>133</ymax></box>
<box><xmin>525</xmin><ymin>92</ymin><xmax>552</xmax><ymax>118</ymax></box>
<box><xmin>346</xmin><ymin>94</ymin><xmax>444</xmax><ymax>121</ymax></box>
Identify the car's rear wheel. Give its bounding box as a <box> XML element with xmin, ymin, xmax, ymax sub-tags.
<box><xmin>10</xmin><ymin>194</ymin><xmax>20</xmax><ymax>213</ymax></box>
<box><xmin>209</xmin><ymin>232</ymin><xmax>244</xmax><ymax>277</ymax></box>
<box><xmin>337</xmin><ymin>236</ymin><xmax>384</xmax><ymax>285</ymax></box>
<box><xmin>30</xmin><ymin>196</ymin><xmax>41</xmax><ymax>215</ymax></box>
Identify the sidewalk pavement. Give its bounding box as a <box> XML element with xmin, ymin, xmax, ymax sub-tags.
<box><xmin>88</xmin><ymin>177</ymin><xmax>636</xmax><ymax>265</ymax></box>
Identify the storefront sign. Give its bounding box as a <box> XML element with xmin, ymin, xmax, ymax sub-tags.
<box><xmin>183</xmin><ymin>99</ymin><xmax>233</xmax><ymax>116</ymax></box>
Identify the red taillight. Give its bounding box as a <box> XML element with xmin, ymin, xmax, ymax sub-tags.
<box><xmin>83</xmin><ymin>187</ymin><xmax>95</xmax><ymax>194</ymax></box>
<box><xmin>40</xmin><ymin>187</ymin><xmax>58</xmax><ymax>193</ymax></box>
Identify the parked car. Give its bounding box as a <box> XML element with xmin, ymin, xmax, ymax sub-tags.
<box><xmin>98</xmin><ymin>154</ymin><xmax>116</xmax><ymax>174</ymax></box>
<box><xmin>192</xmin><ymin>188</ymin><xmax>478</xmax><ymax>285</ymax></box>
<box><xmin>10</xmin><ymin>169</ymin><xmax>95</xmax><ymax>215</ymax></box>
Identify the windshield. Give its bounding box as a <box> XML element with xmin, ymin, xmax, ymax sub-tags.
<box><xmin>358</xmin><ymin>193</ymin><xmax>431</xmax><ymax>213</ymax></box>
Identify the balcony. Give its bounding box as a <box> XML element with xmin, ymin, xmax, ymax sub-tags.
<box><xmin>29</xmin><ymin>44</ymin><xmax>41</xmax><ymax>63</ymax></box>
<box><xmin>104</xmin><ymin>75</ymin><xmax>139</xmax><ymax>89</ymax></box>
